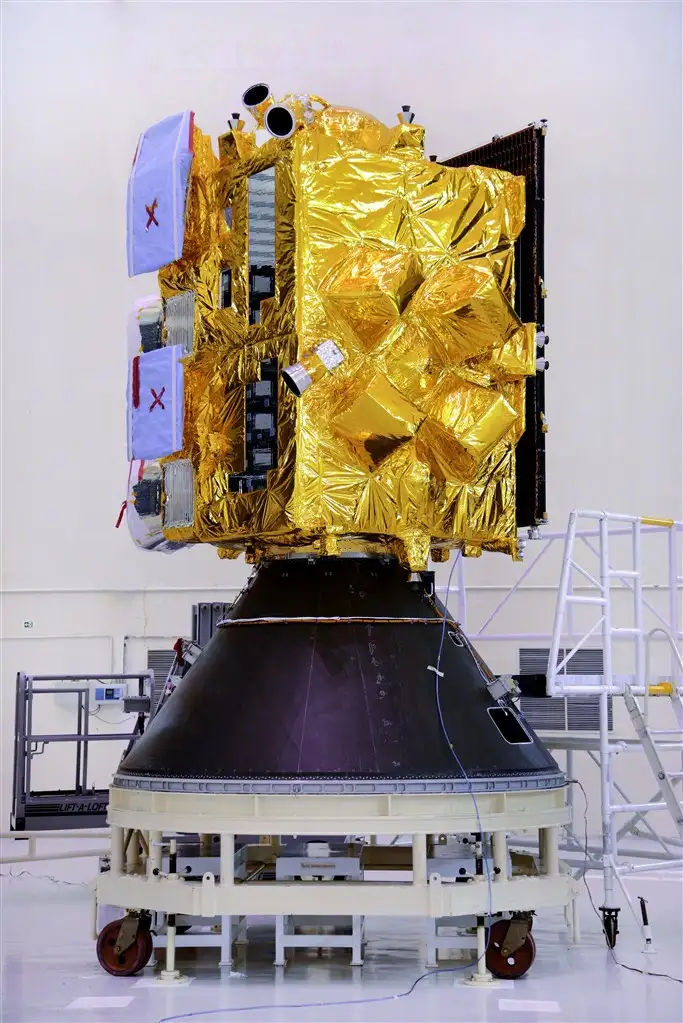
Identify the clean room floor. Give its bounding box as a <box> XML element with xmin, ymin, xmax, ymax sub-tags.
<box><xmin>1</xmin><ymin>842</ymin><xmax>681</xmax><ymax>1023</ymax></box>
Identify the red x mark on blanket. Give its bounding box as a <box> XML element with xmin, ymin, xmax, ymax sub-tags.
<box><xmin>149</xmin><ymin>387</ymin><xmax>166</xmax><ymax>412</ymax></box>
<box><xmin>145</xmin><ymin>198</ymin><xmax>159</xmax><ymax>231</ymax></box>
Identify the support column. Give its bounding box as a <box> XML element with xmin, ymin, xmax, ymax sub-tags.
<box><xmin>149</xmin><ymin>830</ymin><xmax>162</xmax><ymax>878</ymax></box>
<box><xmin>159</xmin><ymin>838</ymin><xmax>184</xmax><ymax>983</ymax></box>
<box><xmin>350</xmin><ymin>915</ymin><xmax>364</xmax><ymax>967</ymax></box>
<box><xmin>217</xmin><ymin>835</ymin><xmax>235</xmax><ymax>966</ymax></box>
<box><xmin>542</xmin><ymin>826</ymin><xmax>559</xmax><ymax>876</ymax></box>
<box><xmin>599</xmin><ymin>515</ymin><xmax>618</xmax><ymax>917</ymax></box>
<box><xmin>219</xmin><ymin>916</ymin><xmax>233</xmax><ymax>968</ymax></box>
<box><xmin>412</xmin><ymin>833</ymin><xmax>427</xmax><ymax>886</ymax></box>
<box><xmin>492</xmin><ymin>831</ymin><xmax>507</xmax><ymax>881</ymax></box>
<box><xmin>220</xmin><ymin>834</ymin><xmax>235</xmax><ymax>886</ymax></box>
<box><xmin>110</xmin><ymin>825</ymin><xmax>124</xmax><ymax>878</ymax></box>
<box><xmin>538</xmin><ymin>827</ymin><xmax>547</xmax><ymax>872</ymax></box>
<box><xmin>274</xmin><ymin>915</ymin><xmax>286</xmax><ymax>967</ymax></box>
<box><xmin>159</xmin><ymin>912</ymin><xmax>183</xmax><ymax>982</ymax></box>
<box><xmin>600</xmin><ymin>688</ymin><xmax>617</xmax><ymax>909</ymax></box>
<box><xmin>464</xmin><ymin>918</ymin><xmax>498</xmax><ymax>986</ymax></box>
<box><xmin>126</xmin><ymin>830</ymin><xmax>141</xmax><ymax>873</ymax></box>
<box><xmin>572</xmin><ymin>893</ymin><xmax>581</xmax><ymax>944</ymax></box>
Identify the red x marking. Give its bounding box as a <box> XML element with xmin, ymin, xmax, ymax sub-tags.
<box><xmin>149</xmin><ymin>387</ymin><xmax>166</xmax><ymax>412</ymax></box>
<box><xmin>145</xmin><ymin>198</ymin><xmax>159</xmax><ymax>231</ymax></box>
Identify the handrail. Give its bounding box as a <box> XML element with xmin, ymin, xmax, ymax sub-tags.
<box><xmin>643</xmin><ymin>627</ymin><xmax>683</xmax><ymax>725</ymax></box>
<box><xmin>0</xmin><ymin>829</ymin><xmax>111</xmax><ymax>866</ymax></box>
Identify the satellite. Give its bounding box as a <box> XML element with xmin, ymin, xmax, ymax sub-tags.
<box><xmin>121</xmin><ymin>87</ymin><xmax>548</xmax><ymax>568</ymax></box>
<box><xmin>106</xmin><ymin>91</ymin><xmax>564</xmax><ymax>983</ymax></box>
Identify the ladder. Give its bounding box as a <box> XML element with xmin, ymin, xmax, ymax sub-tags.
<box><xmin>544</xmin><ymin>510</ymin><xmax>683</xmax><ymax>939</ymax></box>
<box><xmin>623</xmin><ymin>684</ymin><xmax>683</xmax><ymax>838</ymax></box>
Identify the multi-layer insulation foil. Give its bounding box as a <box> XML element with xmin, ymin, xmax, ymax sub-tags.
<box><xmin>125</xmin><ymin>101</ymin><xmax>537</xmax><ymax>569</ymax></box>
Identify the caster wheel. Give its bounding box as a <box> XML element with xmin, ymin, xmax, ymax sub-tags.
<box><xmin>96</xmin><ymin>918</ymin><xmax>153</xmax><ymax>977</ymax></box>
<box><xmin>486</xmin><ymin>920</ymin><xmax>536</xmax><ymax>979</ymax></box>
<box><xmin>601</xmin><ymin>908</ymin><xmax>619</xmax><ymax>949</ymax></box>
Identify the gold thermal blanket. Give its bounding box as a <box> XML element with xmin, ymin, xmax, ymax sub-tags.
<box><xmin>155</xmin><ymin>104</ymin><xmax>535</xmax><ymax>569</ymax></box>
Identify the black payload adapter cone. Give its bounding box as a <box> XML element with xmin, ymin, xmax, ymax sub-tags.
<box><xmin>117</xmin><ymin>558</ymin><xmax>564</xmax><ymax>793</ymax></box>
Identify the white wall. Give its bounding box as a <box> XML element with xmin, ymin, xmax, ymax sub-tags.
<box><xmin>2</xmin><ymin>1</ymin><xmax>681</xmax><ymax>829</ymax></box>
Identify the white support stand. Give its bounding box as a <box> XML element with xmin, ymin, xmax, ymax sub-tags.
<box><xmin>148</xmin><ymin>832</ymin><xmax>161</xmax><ymax>887</ymax></box>
<box><xmin>98</xmin><ymin>789</ymin><xmax>574</xmax><ymax>948</ymax></box>
<box><xmin>110</xmin><ymin>825</ymin><xmax>124</xmax><ymax>878</ymax></box>
<box><xmin>158</xmin><ymin>914</ymin><xmax>183</xmax><ymax>983</ymax></box>
<box><xmin>440</xmin><ymin>507</ymin><xmax>683</xmax><ymax>946</ymax></box>
<box><xmin>220</xmin><ymin>915</ymin><xmax>234</xmax><ymax>967</ymax></box>
<box><xmin>219</xmin><ymin>834</ymin><xmax>235</xmax><ymax>968</ymax></box>
<box><xmin>544</xmin><ymin>511</ymin><xmax>683</xmax><ymax>940</ymax></box>
<box><xmin>274</xmin><ymin>915</ymin><xmax>365</xmax><ymax>967</ymax></box>
<box><xmin>158</xmin><ymin>839</ymin><xmax>187</xmax><ymax>984</ymax></box>
<box><xmin>464</xmin><ymin>919</ymin><xmax>498</xmax><ymax>987</ymax></box>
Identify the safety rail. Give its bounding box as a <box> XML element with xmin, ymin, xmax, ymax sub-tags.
<box><xmin>450</xmin><ymin>509</ymin><xmax>682</xmax><ymax>948</ymax></box>
<box><xmin>547</xmin><ymin>511</ymin><xmax>682</xmax><ymax>697</ymax></box>
<box><xmin>11</xmin><ymin>672</ymin><xmax>152</xmax><ymax>832</ymax></box>
<box><xmin>541</xmin><ymin>510</ymin><xmax>682</xmax><ymax>945</ymax></box>
<box><xmin>1</xmin><ymin>829</ymin><xmax>110</xmax><ymax>866</ymax></box>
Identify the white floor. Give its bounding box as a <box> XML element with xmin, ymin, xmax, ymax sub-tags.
<box><xmin>1</xmin><ymin>843</ymin><xmax>681</xmax><ymax>1023</ymax></box>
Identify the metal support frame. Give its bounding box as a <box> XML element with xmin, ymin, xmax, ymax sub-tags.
<box><xmin>545</xmin><ymin>512</ymin><xmax>682</xmax><ymax>935</ymax></box>
<box><xmin>274</xmin><ymin>915</ymin><xmax>365</xmax><ymax>967</ymax></box>
<box><xmin>96</xmin><ymin>793</ymin><xmax>575</xmax><ymax>965</ymax></box>
<box><xmin>470</xmin><ymin>510</ymin><xmax>682</xmax><ymax>944</ymax></box>
<box><xmin>14</xmin><ymin>508</ymin><xmax>681</xmax><ymax>963</ymax></box>
<box><xmin>11</xmin><ymin>673</ymin><xmax>152</xmax><ymax>831</ymax></box>
<box><xmin>443</xmin><ymin>510</ymin><xmax>683</xmax><ymax>945</ymax></box>
<box><xmin>0</xmin><ymin>829</ymin><xmax>110</xmax><ymax>866</ymax></box>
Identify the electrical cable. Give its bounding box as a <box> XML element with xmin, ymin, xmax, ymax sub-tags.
<box><xmin>90</xmin><ymin>709</ymin><xmax>129</xmax><ymax>725</ymax></box>
<box><xmin>430</xmin><ymin>550</ymin><xmax>494</xmax><ymax>959</ymax></box>
<box><xmin>155</xmin><ymin>967</ymin><xmax>482</xmax><ymax>1023</ymax></box>
<box><xmin>569</xmin><ymin>778</ymin><xmax>682</xmax><ymax>985</ymax></box>
<box><xmin>0</xmin><ymin>867</ymin><xmax>88</xmax><ymax>887</ymax></box>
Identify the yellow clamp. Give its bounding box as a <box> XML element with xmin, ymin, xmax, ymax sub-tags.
<box><xmin>648</xmin><ymin>682</ymin><xmax>674</xmax><ymax>696</ymax></box>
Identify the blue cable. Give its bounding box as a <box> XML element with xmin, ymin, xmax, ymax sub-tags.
<box><xmin>431</xmin><ymin>551</ymin><xmax>494</xmax><ymax>956</ymax></box>
<box><xmin>155</xmin><ymin>966</ymin><xmax>478</xmax><ymax>1022</ymax></box>
<box><xmin>156</xmin><ymin>552</ymin><xmax>494</xmax><ymax>1023</ymax></box>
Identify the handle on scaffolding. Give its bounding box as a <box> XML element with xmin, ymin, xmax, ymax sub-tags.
<box><xmin>648</xmin><ymin>681</ymin><xmax>674</xmax><ymax>696</ymax></box>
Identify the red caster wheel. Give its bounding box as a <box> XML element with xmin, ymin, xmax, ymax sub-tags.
<box><xmin>486</xmin><ymin>919</ymin><xmax>536</xmax><ymax>979</ymax></box>
<box><xmin>96</xmin><ymin>917</ymin><xmax>153</xmax><ymax>977</ymax></box>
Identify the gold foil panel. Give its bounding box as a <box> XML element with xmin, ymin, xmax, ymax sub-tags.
<box><xmin>152</xmin><ymin>104</ymin><xmax>537</xmax><ymax>569</ymax></box>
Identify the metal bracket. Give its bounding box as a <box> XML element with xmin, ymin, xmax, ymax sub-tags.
<box><xmin>113</xmin><ymin>913</ymin><xmax>141</xmax><ymax>955</ymax></box>
<box><xmin>487</xmin><ymin>675</ymin><xmax>520</xmax><ymax>702</ymax></box>
<box><xmin>501</xmin><ymin>912</ymin><xmax>532</xmax><ymax>957</ymax></box>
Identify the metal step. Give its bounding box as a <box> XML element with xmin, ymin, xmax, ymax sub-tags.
<box><xmin>624</xmin><ymin>686</ymin><xmax>683</xmax><ymax>835</ymax></box>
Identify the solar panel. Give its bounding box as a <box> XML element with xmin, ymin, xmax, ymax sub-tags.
<box><xmin>443</xmin><ymin>125</ymin><xmax>547</xmax><ymax>527</ymax></box>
